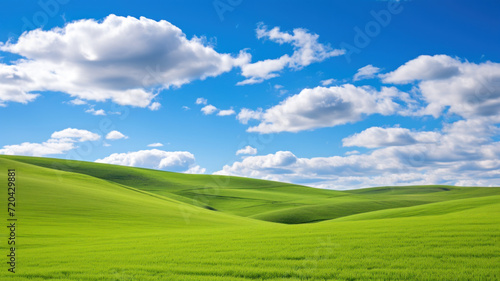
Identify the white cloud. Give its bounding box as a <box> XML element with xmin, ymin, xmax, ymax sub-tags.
<box><xmin>237</xmin><ymin>24</ymin><xmax>344</xmax><ymax>85</ymax></box>
<box><xmin>216</xmin><ymin>144</ymin><xmax>500</xmax><ymax>189</ymax></box>
<box><xmin>353</xmin><ymin>64</ymin><xmax>380</xmax><ymax>81</ymax></box>
<box><xmin>201</xmin><ymin>104</ymin><xmax>217</xmax><ymax>115</ymax></box>
<box><xmin>217</xmin><ymin>108</ymin><xmax>236</xmax><ymax>116</ymax></box>
<box><xmin>69</xmin><ymin>99</ymin><xmax>87</xmax><ymax>105</ymax></box>
<box><xmin>182</xmin><ymin>106</ymin><xmax>190</xmax><ymax>110</ymax></box>
<box><xmin>105</xmin><ymin>130</ymin><xmax>128</xmax><ymax>140</ymax></box>
<box><xmin>0</xmin><ymin>15</ymin><xmax>247</xmax><ymax>107</ymax></box>
<box><xmin>85</xmin><ymin>108</ymin><xmax>106</xmax><ymax>116</ymax></box>
<box><xmin>217</xmin><ymin>118</ymin><xmax>500</xmax><ymax>189</ymax></box>
<box><xmin>147</xmin><ymin>142</ymin><xmax>164</xmax><ymax>147</ymax></box>
<box><xmin>320</xmin><ymin>78</ymin><xmax>336</xmax><ymax>86</ymax></box>
<box><xmin>343</xmin><ymin>126</ymin><xmax>441</xmax><ymax>148</ymax></box>
<box><xmin>244</xmin><ymin>84</ymin><xmax>403</xmax><ymax>133</ymax></box>
<box><xmin>0</xmin><ymin>128</ymin><xmax>100</xmax><ymax>156</ymax></box>
<box><xmin>0</xmin><ymin>139</ymin><xmax>76</xmax><ymax>157</ymax></box>
<box><xmin>236</xmin><ymin>108</ymin><xmax>263</xmax><ymax>124</ymax></box>
<box><xmin>382</xmin><ymin>55</ymin><xmax>460</xmax><ymax>84</ymax></box>
<box><xmin>0</xmin><ymin>63</ymin><xmax>39</xmax><ymax>106</ymax></box>
<box><xmin>238</xmin><ymin>56</ymin><xmax>289</xmax><ymax>85</ymax></box>
<box><xmin>198</xmin><ymin>103</ymin><xmax>234</xmax><ymax>116</ymax></box>
<box><xmin>95</xmin><ymin>149</ymin><xmax>205</xmax><ymax>173</ymax></box>
<box><xmin>148</xmin><ymin>102</ymin><xmax>161</xmax><ymax>111</ymax></box>
<box><xmin>441</xmin><ymin>117</ymin><xmax>500</xmax><ymax>145</ymax></box>
<box><xmin>195</xmin><ymin>97</ymin><xmax>208</xmax><ymax>105</ymax></box>
<box><xmin>382</xmin><ymin>55</ymin><xmax>500</xmax><ymax>119</ymax></box>
<box><xmin>273</xmin><ymin>84</ymin><xmax>288</xmax><ymax>95</ymax></box>
<box><xmin>236</xmin><ymin>145</ymin><xmax>257</xmax><ymax>155</ymax></box>
<box><xmin>51</xmin><ymin>128</ymin><xmax>100</xmax><ymax>142</ymax></box>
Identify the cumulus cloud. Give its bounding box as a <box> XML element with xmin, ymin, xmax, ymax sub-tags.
<box><xmin>236</xmin><ymin>108</ymin><xmax>263</xmax><ymax>124</ymax></box>
<box><xmin>382</xmin><ymin>55</ymin><xmax>500</xmax><ymax>118</ymax></box>
<box><xmin>343</xmin><ymin>127</ymin><xmax>441</xmax><ymax>148</ymax></box>
<box><xmin>85</xmin><ymin>108</ymin><xmax>106</xmax><ymax>116</ymax></box>
<box><xmin>51</xmin><ymin>128</ymin><xmax>100</xmax><ymax>142</ymax></box>
<box><xmin>383</xmin><ymin>55</ymin><xmax>460</xmax><ymax>84</ymax></box>
<box><xmin>237</xmin><ymin>24</ymin><xmax>344</xmax><ymax>85</ymax></box>
<box><xmin>353</xmin><ymin>64</ymin><xmax>380</xmax><ymax>81</ymax></box>
<box><xmin>217</xmin><ymin>116</ymin><xmax>500</xmax><ymax>189</ymax></box>
<box><xmin>216</xmin><ymin>143</ymin><xmax>500</xmax><ymax>189</ymax></box>
<box><xmin>0</xmin><ymin>140</ymin><xmax>76</xmax><ymax>157</ymax></box>
<box><xmin>95</xmin><ymin>149</ymin><xmax>205</xmax><ymax>173</ymax></box>
<box><xmin>148</xmin><ymin>102</ymin><xmax>161</xmax><ymax>111</ymax></box>
<box><xmin>0</xmin><ymin>14</ymin><xmax>247</xmax><ymax>107</ymax></box>
<box><xmin>235</xmin><ymin>55</ymin><xmax>500</xmax><ymax>136</ymax></box>
<box><xmin>105</xmin><ymin>130</ymin><xmax>128</xmax><ymax>140</ymax></box>
<box><xmin>201</xmin><ymin>104</ymin><xmax>218</xmax><ymax>115</ymax></box>
<box><xmin>198</xmin><ymin>103</ymin><xmax>235</xmax><ymax>117</ymax></box>
<box><xmin>195</xmin><ymin>97</ymin><xmax>208</xmax><ymax>105</ymax></box>
<box><xmin>0</xmin><ymin>128</ymin><xmax>100</xmax><ymax>156</ymax></box>
<box><xmin>147</xmin><ymin>142</ymin><xmax>164</xmax><ymax>147</ymax></box>
<box><xmin>243</xmin><ymin>84</ymin><xmax>403</xmax><ymax>133</ymax></box>
<box><xmin>236</xmin><ymin>145</ymin><xmax>257</xmax><ymax>155</ymax></box>
<box><xmin>441</xmin><ymin>117</ymin><xmax>500</xmax><ymax>145</ymax></box>
<box><xmin>0</xmin><ymin>63</ymin><xmax>40</xmax><ymax>106</ymax></box>
<box><xmin>217</xmin><ymin>108</ymin><xmax>236</xmax><ymax>116</ymax></box>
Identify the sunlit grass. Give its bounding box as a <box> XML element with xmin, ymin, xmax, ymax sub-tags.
<box><xmin>1</xmin><ymin>155</ymin><xmax>499</xmax><ymax>280</ymax></box>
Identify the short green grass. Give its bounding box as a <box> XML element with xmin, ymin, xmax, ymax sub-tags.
<box><xmin>1</xmin><ymin>155</ymin><xmax>499</xmax><ymax>280</ymax></box>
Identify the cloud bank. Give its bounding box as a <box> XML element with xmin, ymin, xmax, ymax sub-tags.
<box><xmin>222</xmin><ymin>54</ymin><xmax>500</xmax><ymax>188</ymax></box>
<box><xmin>96</xmin><ymin>149</ymin><xmax>205</xmax><ymax>174</ymax></box>
<box><xmin>383</xmin><ymin>55</ymin><xmax>500</xmax><ymax>118</ymax></box>
<box><xmin>0</xmin><ymin>128</ymin><xmax>100</xmax><ymax>156</ymax></box>
<box><xmin>216</xmin><ymin>120</ymin><xmax>500</xmax><ymax>189</ymax></box>
<box><xmin>0</xmin><ymin>14</ymin><xmax>248</xmax><ymax>107</ymax></box>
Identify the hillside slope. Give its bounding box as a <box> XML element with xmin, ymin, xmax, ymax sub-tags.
<box><xmin>0</xmin><ymin>155</ymin><xmax>499</xmax><ymax>280</ymax></box>
<box><xmin>0</xmin><ymin>157</ymin><xmax>260</xmax><ymax>230</ymax></box>
<box><xmin>4</xmin><ymin>155</ymin><xmax>500</xmax><ymax>224</ymax></box>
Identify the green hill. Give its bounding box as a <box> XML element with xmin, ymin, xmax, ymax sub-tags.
<box><xmin>4</xmin><ymin>155</ymin><xmax>499</xmax><ymax>224</ymax></box>
<box><xmin>0</xmin><ymin>155</ymin><xmax>499</xmax><ymax>280</ymax></box>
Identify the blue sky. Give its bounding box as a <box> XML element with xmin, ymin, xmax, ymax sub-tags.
<box><xmin>1</xmin><ymin>0</ymin><xmax>499</xmax><ymax>189</ymax></box>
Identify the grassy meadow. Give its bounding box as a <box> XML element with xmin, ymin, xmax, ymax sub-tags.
<box><xmin>1</xmin><ymin>155</ymin><xmax>499</xmax><ymax>280</ymax></box>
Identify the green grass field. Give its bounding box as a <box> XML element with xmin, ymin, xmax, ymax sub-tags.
<box><xmin>1</xmin><ymin>155</ymin><xmax>499</xmax><ymax>280</ymax></box>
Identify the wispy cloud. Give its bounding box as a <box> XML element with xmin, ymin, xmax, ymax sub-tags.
<box><xmin>147</xmin><ymin>142</ymin><xmax>164</xmax><ymax>147</ymax></box>
<box><xmin>85</xmin><ymin>108</ymin><xmax>106</xmax><ymax>116</ymax></box>
<box><xmin>237</xmin><ymin>24</ymin><xmax>344</xmax><ymax>85</ymax></box>
<box><xmin>217</xmin><ymin>108</ymin><xmax>236</xmax><ymax>116</ymax></box>
<box><xmin>196</xmin><ymin>97</ymin><xmax>208</xmax><ymax>105</ymax></box>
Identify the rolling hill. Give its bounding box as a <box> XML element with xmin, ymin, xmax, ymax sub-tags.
<box><xmin>1</xmin><ymin>155</ymin><xmax>499</xmax><ymax>280</ymax></box>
